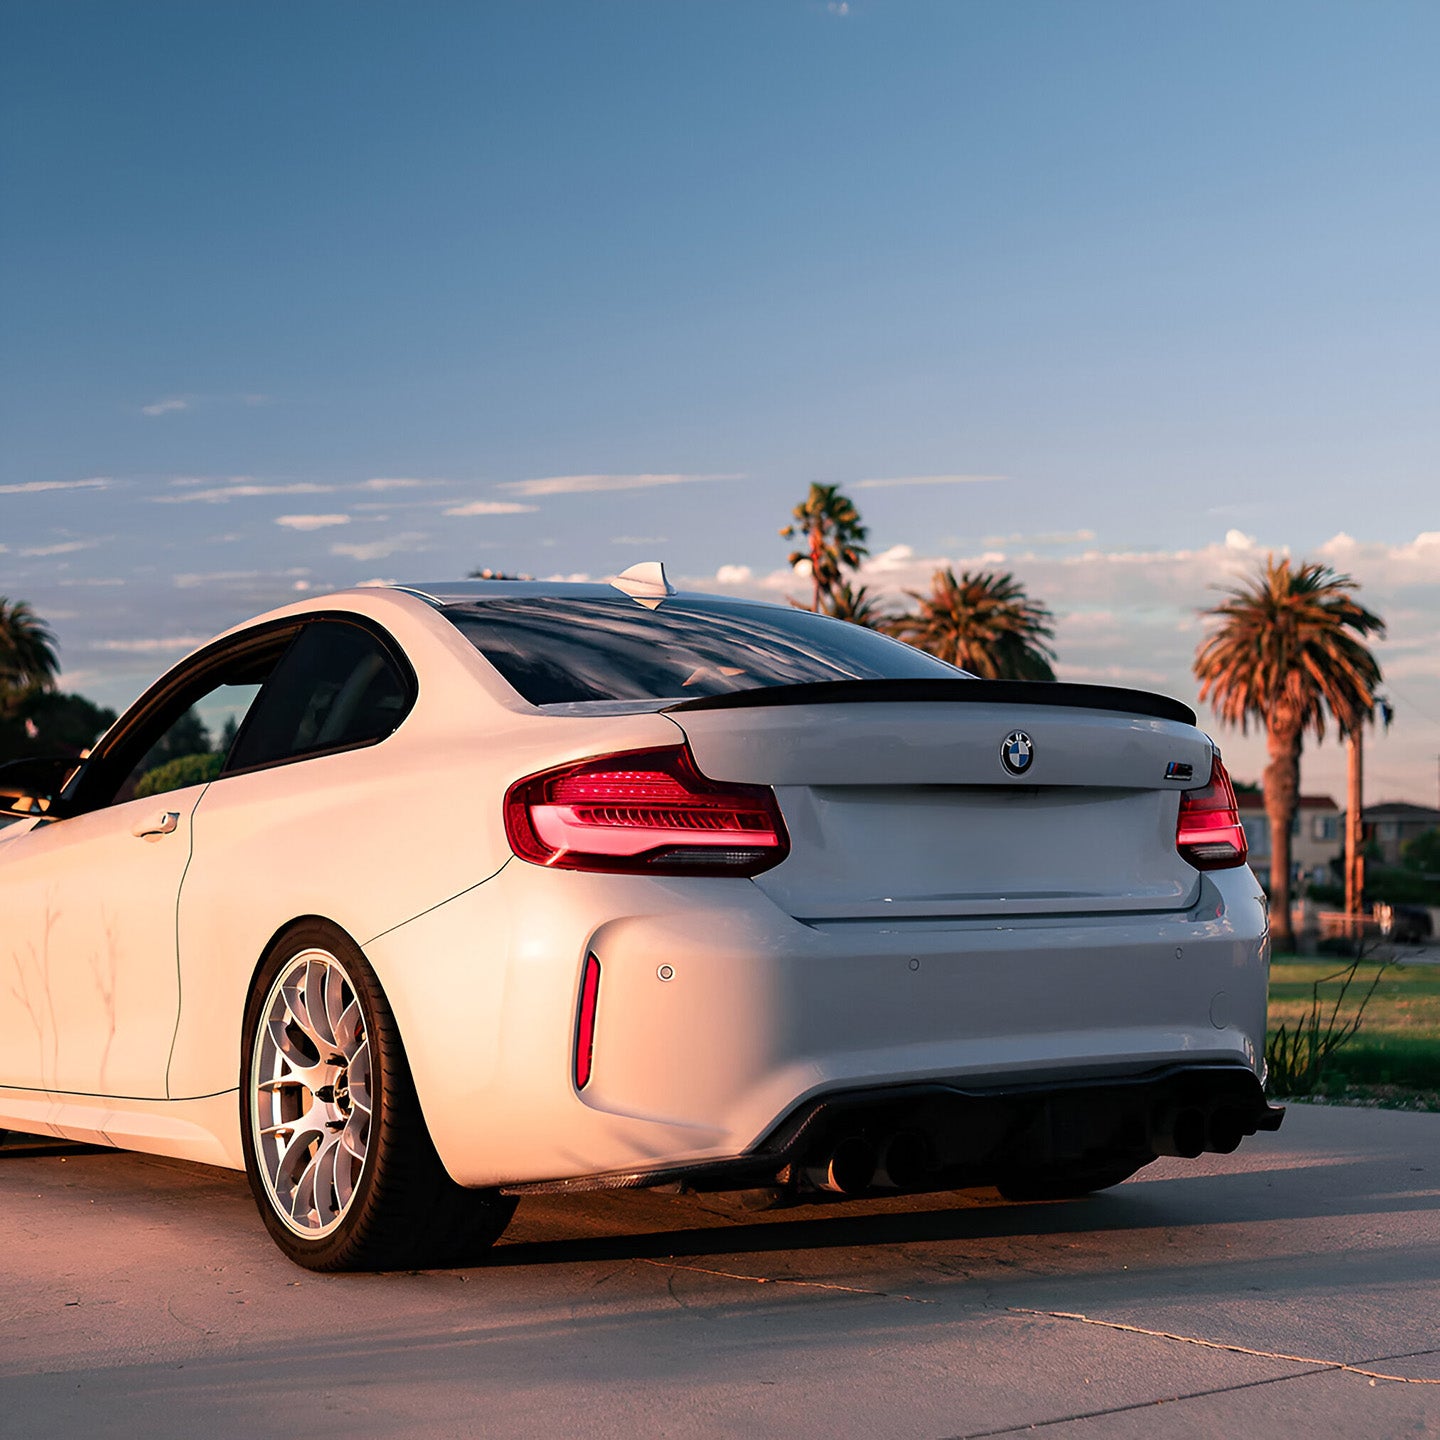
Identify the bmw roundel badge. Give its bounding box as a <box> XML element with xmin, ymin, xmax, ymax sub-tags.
<box><xmin>1001</xmin><ymin>730</ymin><xmax>1034</xmax><ymax>776</ymax></box>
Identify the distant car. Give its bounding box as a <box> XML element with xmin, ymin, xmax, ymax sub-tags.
<box><xmin>0</xmin><ymin>567</ymin><xmax>1282</xmax><ymax>1270</ymax></box>
<box><xmin>1385</xmin><ymin>904</ymin><xmax>1434</xmax><ymax>944</ymax></box>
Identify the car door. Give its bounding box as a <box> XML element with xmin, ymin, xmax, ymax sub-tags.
<box><xmin>0</xmin><ymin>628</ymin><xmax>292</xmax><ymax>1098</ymax></box>
<box><xmin>167</xmin><ymin>617</ymin><xmax>416</xmax><ymax>1100</ymax></box>
<box><xmin>0</xmin><ymin>788</ymin><xmax>207</xmax><ymax>1097</ymax></box>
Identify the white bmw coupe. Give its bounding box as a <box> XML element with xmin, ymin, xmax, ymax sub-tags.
<box><xmin>0</xmin><ymin>566</ymin><xmax>1281</xmax><ymax>1270</ymax></box>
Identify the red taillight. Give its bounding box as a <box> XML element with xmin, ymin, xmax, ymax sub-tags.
<box><xmin>1177</xmin><ymin>754</ymin><xmax>1249</xmax><ymax>870</ymax></box>
<box><xmin>575</xmin><ymin>951</ymin><xmax>601</xmax><ymax>1091</ymax></box>
<box><xmin>504</xmin><ymin>745</ymin><xmax>790</xmax><ymax>876</ymax></box>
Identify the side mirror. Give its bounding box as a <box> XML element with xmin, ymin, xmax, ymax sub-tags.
<box><xmin>0</xmin><ymin>756</ymin><xmax>82</xmax><ymax>820</ymax></box>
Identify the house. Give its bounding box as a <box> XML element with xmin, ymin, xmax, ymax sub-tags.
<box><xmin>1362</xmin><ymin>802</ymin><xmax>1440</xmax><ymax>866</ymax></box>
<box><xmin>1236</xmin><ymin>792</ymin><xmax>1341</xmax><ymax>889</ymax></box>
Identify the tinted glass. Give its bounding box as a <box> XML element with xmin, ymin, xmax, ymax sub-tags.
<box><xmin>226</xmin><ymin>621</ymin><xmax>410</xmax><ymax>770</ymax></box>
<box><xmin>122</xmin><ymin>684</ymin><xmax>263</xmax><ymax>801</ymax></box>
<box><xmin>443</xmin><ymin>596</ymin><xmax>963</xmax><ymax>705</ymax></box>
<box><xmin>86</xmin><ymin>633</ymin><xmax>293</xmax><ymax>812</ymax></box>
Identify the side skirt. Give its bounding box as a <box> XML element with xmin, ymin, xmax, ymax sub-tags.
<box><xmin>0</xmin><ymin>1086</ymin><xmax>244</xmax><ymax>1169</ymax></box>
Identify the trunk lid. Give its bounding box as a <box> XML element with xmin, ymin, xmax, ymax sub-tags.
<box><xmin>663</xmin><ymin>681</ymin><xmax>1211</xmax><ymax>921</ymax></box>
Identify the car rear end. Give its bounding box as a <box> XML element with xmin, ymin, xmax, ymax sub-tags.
<box><xmin>374</xmin><ymin>584</ymin><xmax>1281</xmax><ymax>1199</ymax></box>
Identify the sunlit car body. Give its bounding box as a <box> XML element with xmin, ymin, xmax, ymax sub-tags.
<box><xmin>0</xmin><ymin>568</ymin><xmax>1282</xmax><ymax>1269</ymax></box>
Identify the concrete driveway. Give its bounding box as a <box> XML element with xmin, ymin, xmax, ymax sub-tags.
<box><xmin>1</xmin><ymin>1103</ymin><xmax>1437</xmax><ymax>1438</ymax></box>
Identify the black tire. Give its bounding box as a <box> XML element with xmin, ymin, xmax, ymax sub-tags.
<box><xmin>996</xmin><ymin>1157</ymin><xmax>1149</xmax><ymax>1203</ymax></box>
<box><xmin>240</xmin><ymin>919</ymin><xmax>515</xmax><ymax>1272</ymax></box>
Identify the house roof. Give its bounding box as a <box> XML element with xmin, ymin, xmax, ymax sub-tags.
<box><xmin>1363</xmin><ymin>802</ymin><xmax>1440</xmax><ymax>822</ymax></box>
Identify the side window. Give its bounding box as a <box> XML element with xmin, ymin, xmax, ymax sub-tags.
<box><xmin>93</xmin><ymin>634</ymin><xmax>295</xmax><ymax>812</ymax></box>
<box><xmin>225</xmin><ymin>620</ymin><xmax>411</xmax><ymax>773</ymax></box>
<box><xmin>122</xmin><ymin>683</ymin><xmax>265</xmax><ymax>801</ymax></box>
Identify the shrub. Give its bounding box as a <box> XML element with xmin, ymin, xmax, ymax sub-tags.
<box><xmin>134</xmin><ymin>751</ymin><xmax>222</xmax><ymax>798</ymax></box>
<box><xmin>1266</xmin><ymin>955</ymin><xmax>1391</xmax><ymax>1096</ymax></box>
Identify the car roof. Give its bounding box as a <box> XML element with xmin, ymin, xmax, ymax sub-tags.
<box><xmin>383</xmin><ymin>559</ymin><xmax>769</xmax><ymax>610</ymax></box>
<box><xmin>382</xmin><ymin>578</ymin><xmax>776</xmax><ymax>608</ymax></box>
<box><xmin>389</xmin><ymin>580</ymin><xmax>629</xmax><ymax>603</ymax></box>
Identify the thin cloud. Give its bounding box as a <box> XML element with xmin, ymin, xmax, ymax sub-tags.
<box><xmin>173</xmin><ymin>570</ymin><xmax>265</xmax><ymax>588</ymax></box>
<box><xmin>0</xmin><ymin>477</ymin><xmax>112</xmax><ymax>495</ymax></box>
<box><xmin>19</xmin><ymin>539</ymin><xmax>103</xmax><ymax>557</ymax></box>
<box><xmin>331</xmin><ymin>532</ymin><xmax>429</xmax><ymax>562</ymax></box>
<box><xmin>443</xmin><ymin>500</ymin><xmax>539</xmax><ymax>517</ymax></box>
<box><xmin>854</xmin><ymin>474</ymin><xmax>1002</xmax><ymax>489</ymax></box>
<box><xmin>716</xmin><ymin>564</ymin><xmax>753</xmax><ymax>584</ymax></box>
<box><xmin>172</xmin><ymin>568</ymin><xmax>313</xmax><ymax>589</ymax></box>
<box><xmin>155</xmin><ymin>482</ymin><xmax>337</xmax><ymax>504</ymax></box>
<box><xmin>982</xmin><ymin>529</ymin><xmax>1097</xmax><ymax>547</ymax></box>
<box><xmin>500</xmin><ymin>473</ymin><xmax>740</xmax><ymax>497</ymax></box>
<box><xmin>275</xmin><ymin>514</ymin><xmax>351</xmax><ymax>530</ymax></box>
<box><xmin>357</xmin><ymin>478</ymin><xmax>437</xmax><ymax>492</ymax></box>
<box><xmin>86</xmin><ymin>636</ymin><xmax>207</xmax><ymax>654</ymax></box>
<box><xmin>142</xmin><ymin>393</ymin><xmax>270</xmax><ymax>417</ymax></box>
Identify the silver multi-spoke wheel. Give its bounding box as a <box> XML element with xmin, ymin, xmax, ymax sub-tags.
<box><xmin>242</xmin><ymin>922</ymin><xmax>515</xmax><ymax>1271</ymax></box>
<box><xmin>251</xmin><ymin>948</ymin><xmax>373</xmax><ymax>1238</ymax></box>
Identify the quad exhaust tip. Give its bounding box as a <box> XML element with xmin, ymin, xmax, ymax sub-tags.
<box><xmin>806</xmin><ymin>1136</ymin><xmax>877</xmax><ymax>1196</ymax></box>
<box><xmin>1151</xmin><ymin>1104</ymin><xmax>1250</xmax><ymax>1159</ymax></box>
<box><xmin>804</xmin><ymin>1131</ymin><xmax>934</xmax><ymax>1196</ymax></box>
<box><xmin>793</xmin><ymin>1094</ymin><xmax>1264</xmax><ymax>1200</ymax></box>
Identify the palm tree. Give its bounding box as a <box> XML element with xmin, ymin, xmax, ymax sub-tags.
<box><xmin>1193</xmin><ymin>557</ymin><xmax>1384</xmax><ymax>952</ymax></box>
<box><xmin>1344</xmin><ymin>694</ymin><xmax>1393</xmax><ymax>919</ymax></box>
<box><xmin>0</xmin><ymin>598</ymin><xmax>59</xmax><ymax>717</ymax></box>
<box><xmin>891</xmin><ymin>569</ymin><xmax>1057</xmax><ymax>680</ymax></box>
<box><xmin>824</xmin><ymin>580</ymin><xmax>891</xmax><ymax>630</ymax></box>
<box><xmin>781</xmin><ymin>483</ymin><xmax>868</xmax><ymax>612</ymax></box>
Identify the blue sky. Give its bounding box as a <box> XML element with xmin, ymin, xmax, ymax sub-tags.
<box><xmin>2</xmin><ymin>1</ymin><xmax>1436</xmax><ymax>802</ymax></box>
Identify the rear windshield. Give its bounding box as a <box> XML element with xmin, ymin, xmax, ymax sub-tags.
<box><xmin>442</xmin><ymin>596</ymin><xmax>964</xmax><ymax>705</ymax></box>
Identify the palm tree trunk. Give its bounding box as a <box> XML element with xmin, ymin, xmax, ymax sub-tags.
<box><xmin>809</xmin><ymin>527</ymin><xmax>823</xmax><ymax>612</ymax></box>
<box><xmin>1264</xmin><ymin>722</ymin><xmax>1301</xmax><ymax>953</ymax></box>
<box><xmin>1345</xmin><ymin>728</ymin><xmax>1364</xmax><ymax>918</ymax></box>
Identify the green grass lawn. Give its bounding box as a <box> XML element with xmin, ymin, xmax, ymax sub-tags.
<box><xmin>1267</xmin><ymin>955</ymin><xmax>1440</xmax><ymax>1103</ymax></box>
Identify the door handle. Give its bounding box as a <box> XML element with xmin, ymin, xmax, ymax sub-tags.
<box><xmin>133</xmin><ymin>810</ymin><xmax>180</xmax><ymax>839</ymax></box>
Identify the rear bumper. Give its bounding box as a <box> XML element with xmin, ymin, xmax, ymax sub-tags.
<box><xmin>502</xmin><ymin>1062</ymin><xmax>1285</xmax><ymax>1196</ymax></box>
<box><xmin>367</xmin><ymin>860</ymin><xmax>1272</xmax><ymax>1190</ymax></box>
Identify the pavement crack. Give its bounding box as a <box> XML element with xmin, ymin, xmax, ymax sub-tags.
<box><xmin>638</xmin><ymin>1257</ymin><xmax>934</xmax><ymax>1303</ymax></box>
<box><xmin>947</xmin><ymin>1368</ymin><xmax>1334</xmax><ymax>1438</ymax></box>
<box><xmin>164</xmin><ymin>1298</ymin><xmax>212</xmax><ymax>1338</ymax></box>
<box><xmin>585</xmin><ymin>1262</ymin><xmax>634</xmax><ymax>1292</ymax></box>
<box><xmin>1009</xmin><ymin>1308</ymin><xmax>1440</xmax><ymax>1385</ymax></box>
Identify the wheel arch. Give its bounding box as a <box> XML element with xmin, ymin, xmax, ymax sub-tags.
<box><xmin>236</xmin><ymin>912</ymin><xmax>515</xmax><ymax>1269</ymax></box>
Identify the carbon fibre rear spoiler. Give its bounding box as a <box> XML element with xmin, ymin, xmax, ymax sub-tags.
<box><xmin>664</xmin><ymin>678</ymin><xmax>1197</xmax><ymax>726</ymax></box>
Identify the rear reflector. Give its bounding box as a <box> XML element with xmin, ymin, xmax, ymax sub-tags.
<box><xmin>1176</xmin><ymin>754</ymin><xmax>1249</xmax><ymax>870</ymax></box>
<box><xmin>575</xmin><ymin>952</ymin><xmax>601</xmax><ymax>1091</ymax></box>
<box><xmin>505</xmin><ymin>745</ymin><xmax>789</xmax><ymax>875</ymax></box>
